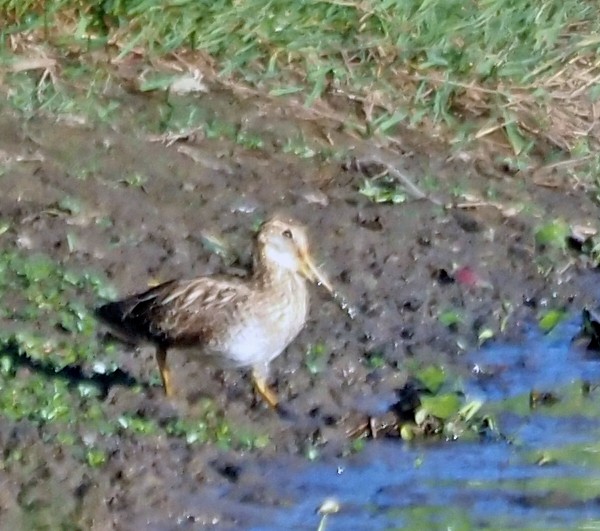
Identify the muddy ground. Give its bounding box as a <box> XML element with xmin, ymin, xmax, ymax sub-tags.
<box><xmin>0</xmin><ymin>86</ymin><xmax>599</xmax><ymax>529</ymax></box>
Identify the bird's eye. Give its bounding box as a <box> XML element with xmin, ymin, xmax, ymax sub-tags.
<box><xmin>282</xmin><ymin>229</ymin><xmax>293</xmax><ymax>239</ymax></box>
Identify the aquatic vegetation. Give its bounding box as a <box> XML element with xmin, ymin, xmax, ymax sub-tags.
<box><xmin>0</xmin><ymin>249</ymin><xmax>268</xmax><ymax>456</ymax></box>
<box><xmin>0</xmin><ymin>250</ymin><xmax>115</xmax><ymax>369</ymax></box>
<box><xmin>350</xmin><ymin>364</ymin><xmax>494</xmax><ymax>443</ymax></box>
<box><xmin>538</xmin><ymin>308</ymin><xmax>567</xmax><ymax>333</ymax></box>
<box><xmin>401</xmin><ymin>365</ymin><xmax>491</xmax><ymax>441</ymax></box>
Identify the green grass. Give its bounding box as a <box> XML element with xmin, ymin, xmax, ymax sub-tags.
<box><xmin>3</xmin><ymin>64</ymin><xmax>120</xmax><ymax>122</ymax></box>
<box><xmin>1</xmin><ymin>0</ymin><xmax>599</xmax><ymax>158</ymax></box>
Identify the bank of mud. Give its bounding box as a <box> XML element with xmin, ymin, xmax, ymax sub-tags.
<box><xmin>0</xmin><ymin>87</ymin><xmax>598</xmax><ymax>528</ymax></box>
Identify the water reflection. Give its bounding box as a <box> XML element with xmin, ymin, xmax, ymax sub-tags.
<box><xmin>252</xmin><ymin>316</ymin><xmax>600</xmax><ymax>530</ymax></box>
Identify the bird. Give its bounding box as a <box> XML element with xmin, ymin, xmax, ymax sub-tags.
<box><xmin>95</xmin><ymin>216</ymin><xmax>334</xmax><ymax>408</ymax></box>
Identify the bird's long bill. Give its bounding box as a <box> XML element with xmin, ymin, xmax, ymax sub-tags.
<box><xmin>299</xmin><ymin>250</ymin><xmax>334</xmax><ymax>294</ymax></box>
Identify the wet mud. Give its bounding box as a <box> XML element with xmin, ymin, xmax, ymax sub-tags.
<box><xmin>0</xmin><ymin>87</ymin><xmax>599</xmax><ymax>529</ymax></box>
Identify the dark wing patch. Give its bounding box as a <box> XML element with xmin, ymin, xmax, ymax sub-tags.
<box><xmin>95</xmin><ymin>281</ymin><xmax>178</xmax><ymax>346</ymax></box>
<box><xmin>96</xmin><ymin>278</ymin><xmax>250</xmax><ymax>349</ymax></box>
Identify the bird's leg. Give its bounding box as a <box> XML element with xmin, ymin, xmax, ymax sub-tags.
<box><xmin>251</xmin><ymin>365</ymin><xmax>278</xmax><ymax>409</ymax></box>
<box><xmin>156</xmin><ymin>346</ymin><xmax>173</xmax><ymax>397</ymax></box>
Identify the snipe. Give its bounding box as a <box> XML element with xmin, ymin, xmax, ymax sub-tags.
<box><xmin>95</xmin><ymin>216</ymin><xmax>333</xmax><ymax>408</ymax></box>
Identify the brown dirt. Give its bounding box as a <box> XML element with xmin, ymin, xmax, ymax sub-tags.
<box><xmin>0</xmin><ymin>86</ymin><xmax>599</xmax><ymax>529</ymax></box>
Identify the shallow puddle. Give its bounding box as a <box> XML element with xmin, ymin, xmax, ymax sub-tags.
<box><xmin>244</xmin><ymin>318</ymin><xmax>600</xmax><ymax>530</ymax></box>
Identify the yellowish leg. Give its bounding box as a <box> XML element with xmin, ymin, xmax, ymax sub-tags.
<box><xmin>156</xmin><ymin>347</ymin><xmax>173</xmax><ymax>397</ymax></box>
<box><xmin>251</xmin><ymin>369</ymin><xmax>278</xmax><ymax>409</ymax></box>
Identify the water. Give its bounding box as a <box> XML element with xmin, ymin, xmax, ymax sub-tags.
<box><xmin>252</xmin><ymin>317</ymin><xmax>600</xmax><ymax>530</ymax></box>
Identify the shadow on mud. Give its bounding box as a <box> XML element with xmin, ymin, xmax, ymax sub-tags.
<box><xmin>0</xmin><ymin>337</ymin><xmax>144</xmax><ymax>399</ymax></box>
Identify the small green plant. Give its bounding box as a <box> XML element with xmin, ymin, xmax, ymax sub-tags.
<box><xmin>116</xmin><ymin>414</ymin><xmax>158</xmax><ymax>435</ymax></box>
<box><xmin>538</xmin><ymin>309</ymin><xmax>567</xmax><ymax>333</ymax></box>
<box><xmin>120</xmin><ymin>172</ymin><xmax>147</xmax><ymax>188</ymax></box>
<box><xmin>535</xmin><ymin>219</ymin><xmax>570</xmax><ymax>251</ymax></box>
<box><xmin>438</xmin><ymin>309</ymin><xmax>464</xmax><ymax>329</ymax></box>
<box><xmin>398</xmin><ymin>364</ymin><xmax>492</xmax><ymax>441</ymax></box>
<box><xmin>236</xmin><ymin>130</ymin><xmax>265</xmax><ymax>150</ymax></box>
<box><xmin>359</xmin><ymin>178</ymin><xmax>407</xmax><ymax>204</ymax></box>
<box><xmin>85</xmin><ymin>447</ymin><xmax>107</xmax><ymax>468</ymax></box>
<box><xmin>305</xmin><ymin>342</ymin><xmax>328</xmax><ymax>374</ymax></box>
<box><xmin>0</xmin><ymin>248</ymin><xmax>267</xmax><ymax>455</ymax></box>
<box><xmin>363</xmin><ymin>349</ymin><xmax>386</xmax><ymax>370</ymax></box>
<box><xmin>283</xmin><ymin>134</ymin><xmax>317</xmax><ymax>159</ymax></box>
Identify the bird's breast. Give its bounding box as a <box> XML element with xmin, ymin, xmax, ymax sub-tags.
<box><xmin>214</xmin><ymin>274</ymin><xmax>309</xmax><ymax>368</ymax></box>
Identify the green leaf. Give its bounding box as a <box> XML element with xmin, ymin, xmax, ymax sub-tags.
<box><xmin>538</xmin><ymin>309</ymin><xmax>566</xmax><ymax>332</ymax></box>
<box><xmin>374</xmin><ymin>111</ymin><xmax>406</xmax><ymax>134</ymax></box>
<box><xmin>439</xmin><ymin>309</ymin><xmax>463</xmax><ymax>328</ymax></box>
<box><xmin>138</xmin><ymin>74</ymin><xmax>178</xmax><ymax>92</ymax></box>
<box><xmin>20</xmin><ymin>255</ymin><xmax>55</xmax><ymax>282</ymax></box>
<box><xmin>478</xmin><ymin>327</ymin><xmax>495</xmax><ymax>345</ymax></box>
<box><xmin>358</xmin><ymin>179</ymin><xmax>406</xmax><ymax>204</ymax></box>
<box><xmin>458</xmin><ymin>399</ymin><xmax>483</xmax><ymax>421</ymax></box>
<box><xmin>269</xmin><ymin>86</ymin><xmax>303</xmax><ymax>96</ymax></box>
<box><xmin>535</xmin><ymin>219</ymin><xmax>569</xmax><ymax>249</ymax></box>
<box><xmin>0</xmin><ymin>221</ymin><xmax>11</xmax><ymax>235</ymax></box>
<box><xmin>418</xmin><ymin>393</ymin><xmax>462</xmax><ymax>420</ymax></box>
<box><xmin>364</xmin><ymin>350</ymin><xmax>385</xmax><ymax>369</ymax></box>
<box><xmin>415</xmin><ymin>365</ymin><xmax>446</xmax><ymax>394</ymax></box>
<box><xmin>400</xmin><ymin>424</ymin><xmax>415</xmax><ymax>441</ymax></box>
<box><xmin>86</xmin><ymin>448</ymin><xmax>107</xmax><ymax>468</ymax></box>
<box><xmin>305</xmin><ymin>342</ymin><xmax>328</xmax><ymax>374</ymax></box>
<box><xmin>504</xmin><ymin>119</ymin><xmax>528</xmax><ymax>155</ymax></box>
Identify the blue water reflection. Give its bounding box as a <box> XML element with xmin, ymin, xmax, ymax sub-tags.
<box><xmin>252</xmin><ymin>316</ymin><xmax>600</xmax><ymax>530</ymax></box>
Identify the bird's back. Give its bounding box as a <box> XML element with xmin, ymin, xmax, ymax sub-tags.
<box><xmin>95</xmin><ymin>281</ymin><xmax>179</xmax><ymax>346</ymax></box>
<box><xmin>96</xmin><ymin>277</ymin><xmax>256</xmax><ymax>348</ymax></box>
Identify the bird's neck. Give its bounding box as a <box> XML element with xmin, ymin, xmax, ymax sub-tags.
<box><xmin>252</xmin><ymin>248</ymin><xmax>304</xmax><ymax>292</ymax></box>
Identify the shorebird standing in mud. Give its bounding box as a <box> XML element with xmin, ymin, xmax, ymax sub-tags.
<box><xmin>96</xmin><ymin>216</ymin><xmax>334</xmax><ymax>408</ymax></box>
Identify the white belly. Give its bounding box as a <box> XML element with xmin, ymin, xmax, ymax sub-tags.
<box><xmin>217</xmin><ymin>278</ymin><xmax>309</xmax><ymax>368</ymax></box>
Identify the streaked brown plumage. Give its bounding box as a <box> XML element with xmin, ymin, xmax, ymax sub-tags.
<box><xmin>95</xmin><ymin>216</ymin><xmax>333</xmax><ymax>407</ymax></box>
